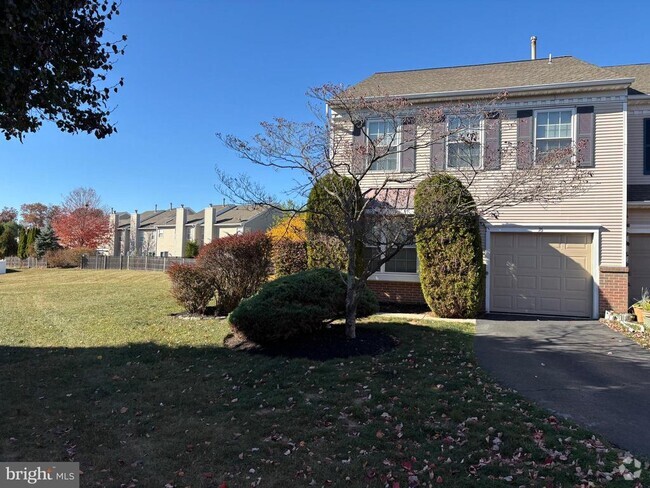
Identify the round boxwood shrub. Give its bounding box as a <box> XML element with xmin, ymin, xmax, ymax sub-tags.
<box><xmin>229</xmin><ymin>268</ymin><xmax>379</xmax><ymax>343</ymax></box>
<box><xmin>414</xmin><ymin>174</ymin><xmax>484</xmax><ymax>318</ymax></box>
<box><xmin>305</xmin><ymin>173</ymin><xmax>363</xmax><ymax>273</ymax></box>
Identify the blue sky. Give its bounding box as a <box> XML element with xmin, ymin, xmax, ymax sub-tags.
<box><xmin>3</xmin><ymin>0</ymin><xmax>650</xmax><ymax>214</ymax></box>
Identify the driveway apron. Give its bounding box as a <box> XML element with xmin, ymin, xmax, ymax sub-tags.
<box><xmin>475</xmin><ymin>315</ymin><xmax>650</xmax><ymax>457</ymax></box>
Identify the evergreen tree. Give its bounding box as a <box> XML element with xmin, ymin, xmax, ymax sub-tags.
<box><xmin>17</xmin><ymin>227</ymin><xmax>27</xmax><ymax>259</ymax></box>
<box><xmin>34</xmin><ymin>225</ymin><xmax>60</xmax><ymax>258</ymax></box>
<box><xmin>26</xmin><ymin>227</ymin><xmax>40</xmax><ymax>257</ymax></box>
<box><xmin>0</xmin><ymin>224</ymin><xmax>19</xmax><ymax>258</ymax></box>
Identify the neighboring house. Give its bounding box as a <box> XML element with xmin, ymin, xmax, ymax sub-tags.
<box><xmin>108</xmin><ymin>204</ymin><xmax>281</xmax><ymax>257</ymax></box>
<box><xmin>343</xmin><ymin>53</ymin><xmax>650</xmax><ymax>318</ymax></box>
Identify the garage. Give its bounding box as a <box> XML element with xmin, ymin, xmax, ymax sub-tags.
<box><xmin>629</xmin><ymin>234</ymin><xmax>650</xmax><ymax>304</ymax></box>
<box><xmin>490</xmin><ymin>232</ymin><xmax>594</xmax><ymax>317</ymax></box>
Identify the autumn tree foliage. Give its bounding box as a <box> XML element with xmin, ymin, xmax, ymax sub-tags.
<box><xmin>0</xmin><ymin>0</ymin><xmax>126</xmax><ymax>140</ymax></box>
<box><xmin>20</xmin><ymin>202</ymin><xmax>56</xmax><ymax>228</ymax></box>
<box><xmin>52</xmin><ymin>187</ymin><xmax>109</xmax><ymax>249</ymax></box>
<box><xmin>0</xmin><ymin>207</ymin><xmax>17</xmax><ymax>224</ymax></box>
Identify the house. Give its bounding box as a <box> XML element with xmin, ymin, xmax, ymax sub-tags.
<box><xmin>108</xmin><ymin>204</ymin><xmax>280</xmax><ymax>257</ymax></box>
<box><xmin>343</xmin><ymin>47</ymin><xmax>650</xmax><ymax>318</ymax></box>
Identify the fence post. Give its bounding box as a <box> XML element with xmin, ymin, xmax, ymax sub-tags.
<box><xmin>127</xmin><ymin>255</ymin><xmax>130</xmax><ymax>270</ymax></box>
<box><xmin>145</xmin><ymin>255</ymin><xmax>148</xmax><ymax>271</ymax></box>
<box><xmin>163</xmin><ymin>257</ymin><xmax>166</xmax><ymax>271</ymax></box>
<box><xmin>120</xmin><ymin>255</ymin><xmax>123</xmax><ymax>270</ymax></box>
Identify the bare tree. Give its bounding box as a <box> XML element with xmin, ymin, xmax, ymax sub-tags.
<box><xmin>217</xmin><ymin>84</ymin><xmax>592</xmax><ymax>339</ymax></box>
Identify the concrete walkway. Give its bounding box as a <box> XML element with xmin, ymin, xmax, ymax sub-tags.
<box><xmin>475</xmin><ymin>315</ymin><xmax>650</xmax><ymax>457</ymax></box>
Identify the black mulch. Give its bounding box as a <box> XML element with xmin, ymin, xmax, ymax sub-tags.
<box><xmin>223</xmin><ymin>326</ymin><xmax>399</xmax><ymax>361</ymax></box>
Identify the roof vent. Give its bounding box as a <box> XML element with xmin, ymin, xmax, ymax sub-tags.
<box><xmin>548</xmin><ymin>53</ymin><xmax>553</xmax><ymax>64</ymax></box>
<box><xmin>530</xmin><ymin>36</ymin><xmax>537</xmax><ymax>60</ymax></box>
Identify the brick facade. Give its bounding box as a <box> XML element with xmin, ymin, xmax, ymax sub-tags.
<box><xmin>367</xmin><ymin>280</ymin><xmax>426</xmax><ymax>304</ymax></box>
<box><xmin>599</xmin><ymin>266</ymin><xmax>629</xmax><ymax>315</ymax></box>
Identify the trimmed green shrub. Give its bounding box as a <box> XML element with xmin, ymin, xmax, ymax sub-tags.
<box><xmin>272</xmin><ymin>239</ymin><xmax>308</xmax><ymax>277</ymax></box>
<box><xmin>229</xmin><ymin>268</ymin><xmax>379</xmax><ymax>343</ymax></box>
<box><xmin>184</xmin><ymin>240</ymin><xmax>199</xmax><ymax>258</ymax></box>
<box><xmin>414</xmin><ymin>174</ymin><xmax>484</xmax><ymax>318</ymax></box>
<box><xmin>167</xmin><ymin>263</ymin><xmax>215</xmax><ymax>314</ymax></box>
<box><xmin>45</xmin><ymin>247</ymin><xmax>94</xmax><ymax>268</ymax></box>
<box><xmin>197</xmin><ymin>231</ymin><xmax>272</xmax><ymax>314</ymax></box>
<box><xmin>305</xmin><ymin>173</ymin><xmax>363</xmax><ymax>273</ymax></box>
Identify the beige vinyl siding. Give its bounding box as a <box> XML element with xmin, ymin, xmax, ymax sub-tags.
<box><xmin>218</xmin><ymin>226</ymin><xmax>241</xmax><ymax>238</ymax></box>
<box><xmin>155</xmin><ymin>226</ymin><xmax>177</xmax><ymax>256</ymax></box>
<box><xmin>628</xmin><ymin>100</ymin><xmax>650</xmax><ymax>183</ymax></box>
<box><xmin>349</xmin><ymin>92</ymin><xmax>627</xmax><ymax>267</ymax></box>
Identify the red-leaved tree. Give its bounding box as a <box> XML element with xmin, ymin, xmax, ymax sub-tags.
<box><xmin>52</xmin><ymin>188</ymin><xmax>110</xmax><ymax>249</ymax></box>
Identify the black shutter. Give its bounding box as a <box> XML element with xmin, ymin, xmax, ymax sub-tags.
<box><xmin>483</xmin><ymin>112</ymin><xmax>501</xmax><ymax>170</ymax></box>
<box><xmin>645</xmin><ymin>118</ymin><xmax>650</xmax><ymax>175</ymax></box>
<box><xmin>516</xmin><ymin>110</ymin><xmax>534</xmax><ymax>169</ymax></box>
<box><xmin>576</xmin><ymin>106</ymin><xmax>595</xmax><ymax>168</ymax></box>
<box><xmin>400</xmin><ymin>117</ymin><xmax>416</xmax><ymax>173</ymax></box>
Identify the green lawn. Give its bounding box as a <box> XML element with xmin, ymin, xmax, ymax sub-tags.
<box><xmin>0</xmin><ymin>269</ymin><xmax>645</xmax><ymax>487</ymax></box>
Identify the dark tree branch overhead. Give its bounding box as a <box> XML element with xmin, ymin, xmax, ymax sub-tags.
<box><xmin>0</xmin><ymin>0</ymin><xmax>126</xmax><ymax>141</ymax></box>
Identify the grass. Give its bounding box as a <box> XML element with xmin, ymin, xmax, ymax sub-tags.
<box><xmin>0</xmin><ymin>269</ymin><xmax>647</xmax><ymax>487</ymax></box>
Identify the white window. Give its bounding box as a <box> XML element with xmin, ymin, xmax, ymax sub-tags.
<box><xmin>367</xmin><ymin>119</ymin><xmax>400</xmax><ymax>172</ymax></box>
<box><xmin>158</xmin><ymin>229</ymin><xmax>164</xmax><ymax>237</ymax></box>
<box><xmin>535</xmin><ymin>109</ymin><xmax>574</xmax><ymax>154</ymax></box>
<box><xmin>365</xmin><ymin>245</ymin><xmax>418</xmax><ymax>274</ymax></box>
<box><xmin>447</xmin><ymin>115</ymin><xmax>482</xmax><ymax>168</ymax></box>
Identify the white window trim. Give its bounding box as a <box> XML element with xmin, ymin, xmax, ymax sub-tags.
<box><xmin>366</xmin><ymin>118</ymin><xmax>402</xmax><ymax>173</ymax></box>
<box><xmin>368</xmin><ymin>244</ymin><xmax>419</xmax><ymax>280</ymax></box>
<box><xmin>533</xmin><ymin>107</ymin><xmax>577</xmax><ymax>158</ymax></box>
<box><xmin>445</xmin><ymin>115</ymin><xmax>484</xmax><ymax>170</ymax></box>
<box><xmin>484</xmin><ymin>224</ymin><xmax>600</xmax><ymax>319</ymax></box>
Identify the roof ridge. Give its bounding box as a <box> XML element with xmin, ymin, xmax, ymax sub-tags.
<box><xmin>372</xmin><ymin>56</ymin><xmax>575</xmax><ymax>75</ymax></box>
<box><xmin>605</xmin><ymin>63</ymin><xmax>650</xmax><ymax>68</ymax></box>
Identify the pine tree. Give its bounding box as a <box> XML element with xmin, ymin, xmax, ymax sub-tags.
<box><xmin>17</xmin><ymin>227</ymin><xmax>27</xmax><ymax>259</ymax></box>
<box><xmin>0</xmin><ymin>224</ymin><xmax>18</xmax><ymax>258</ymax></box>
<box><xmin>34</xmin><ymin>225</ymin><xmax>60</xmax><ymax>258</ymax></box>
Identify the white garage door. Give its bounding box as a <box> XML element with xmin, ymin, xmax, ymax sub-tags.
<box><xmin>490</xmin><ymin>232</ymin><xmax>593</xmax><ymax>317</ymax></box>
<box><xmin>629</xmin><ymin>234</ymin><xmax>650</xmax><ymax>305</ymax></box>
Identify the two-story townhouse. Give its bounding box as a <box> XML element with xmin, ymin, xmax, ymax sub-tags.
<box><xmin>108</xmin><ymin>204</ymin><xmax>281</xmax><ymax>257</ymax></box>
<box><xmin>344</xmin><ymin>55</ymin><xmax>650</xmax><ymax>319</ymax></box>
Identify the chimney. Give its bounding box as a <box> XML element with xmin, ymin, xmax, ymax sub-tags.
<box><xmin>530</xmin><ymin>36</ymin><xmax>537</xmax><ymax>60</ymax></box>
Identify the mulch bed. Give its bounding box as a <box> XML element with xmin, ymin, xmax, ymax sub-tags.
<box><xmin>170</xmin><ymin>306</ymin><xmax>225</xmax><ymax>320</ymax></box>
<box><xmin>224</xmin><ymin>326</ymin><xmax>399</xmax><ymax>361</ymax></box>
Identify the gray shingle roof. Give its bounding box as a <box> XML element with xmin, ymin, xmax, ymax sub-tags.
<box><xmin>215</xmin><ymin>205</ymin><xmax>266</xmax><ymax>225</ymax></box>
<box><xmin>349</xmin><ymin>56</ymin><xmax>632</xmax><ymax>98</ymax></box>
<box><xmin>607</xmin><ymin>64</ymin><xmax>650</xmax><ymax>96</ymax></box>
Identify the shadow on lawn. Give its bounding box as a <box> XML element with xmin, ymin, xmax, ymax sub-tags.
<box><xmin>1</xmin><ymin>321</ymin><xmax>649</xmax><ymax>485</ymax></box>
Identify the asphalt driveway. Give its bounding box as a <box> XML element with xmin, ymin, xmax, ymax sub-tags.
<box><xmin>475</xmin><ymin>315</ymin><xmax>650</xmax><ymax>457</ymax></box>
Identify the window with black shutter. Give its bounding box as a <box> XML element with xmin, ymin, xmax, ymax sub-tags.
<box><xmin>644</xmin><ymin>118</ymin><xmax>650</xmax><ymax>175</ymax></box>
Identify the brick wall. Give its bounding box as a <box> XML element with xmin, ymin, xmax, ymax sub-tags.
<box><xmin>599</xmin><ymin>266</ymin><xmax>629</xmax><ymax>315</ymax></box>
<box><xmin>367</xmin><ymin>280</ymin><xmax>426</xmax><ymax>304</ymax></box>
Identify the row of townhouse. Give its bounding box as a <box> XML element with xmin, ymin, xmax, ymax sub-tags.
<box><xmin>107</xmin><ymin>204</ymin><xmax>281</xmax><ymax>257</ymax></box>
<box><xmin>342</xmin><ymin>51</ymin><xmax>650</xmax><ymax>318</ymax></box>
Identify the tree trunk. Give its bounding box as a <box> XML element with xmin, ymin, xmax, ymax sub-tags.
<box><xmin>345</xmin><ymin>279</ymin><xmax>357</xmax><ymax>339</ymax></box>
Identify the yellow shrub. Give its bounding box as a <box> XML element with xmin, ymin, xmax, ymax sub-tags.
<box><xmin>267</xmin><ymin>215</ymin><xmax>307</xmax><ymax>243</ymax></box>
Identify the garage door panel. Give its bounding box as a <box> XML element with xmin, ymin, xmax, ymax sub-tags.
<box><xmin>540</xmin><ymin>255</ymin><xmax>562</xmax><ymax>270</ymax></box>
<box><xmin>491</xmin><ymin>232</ymin><xmax>593</xmax><ymax>317</ymax></box>
<box><xmin>540</xmin><ymin>276</ymin><xmax>561</xmax><ymax>290</ymax></box>
<box><xmin>517</xmin><ymin>234</ymin><xmax>539</xmax><ymax>248</ymax></box>
<box><xmin>517</xmin><ymin>254</ymin><xmax>538</xmax><ymax>269</ymax></box>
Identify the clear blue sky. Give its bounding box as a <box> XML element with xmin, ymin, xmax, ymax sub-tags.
<box><xmin>2</xmin><ymin>0</ymin><xmax>649</xmax><ymax>214</ymax></box>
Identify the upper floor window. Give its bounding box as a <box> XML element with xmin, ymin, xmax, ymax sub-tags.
<box><xmin>367</xmin><ymin>119</ymin><xmax>399</xmax><ymax>172</ymax></box>
<box><xmin>535</xmin><ymin>109</ymin><xmax>573</xmax><ymax>154</ymax></box>
<box><xmin>447</xmin><ymin>116</ymin><xmax>482</xmax><ymax>168</ymax></box>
